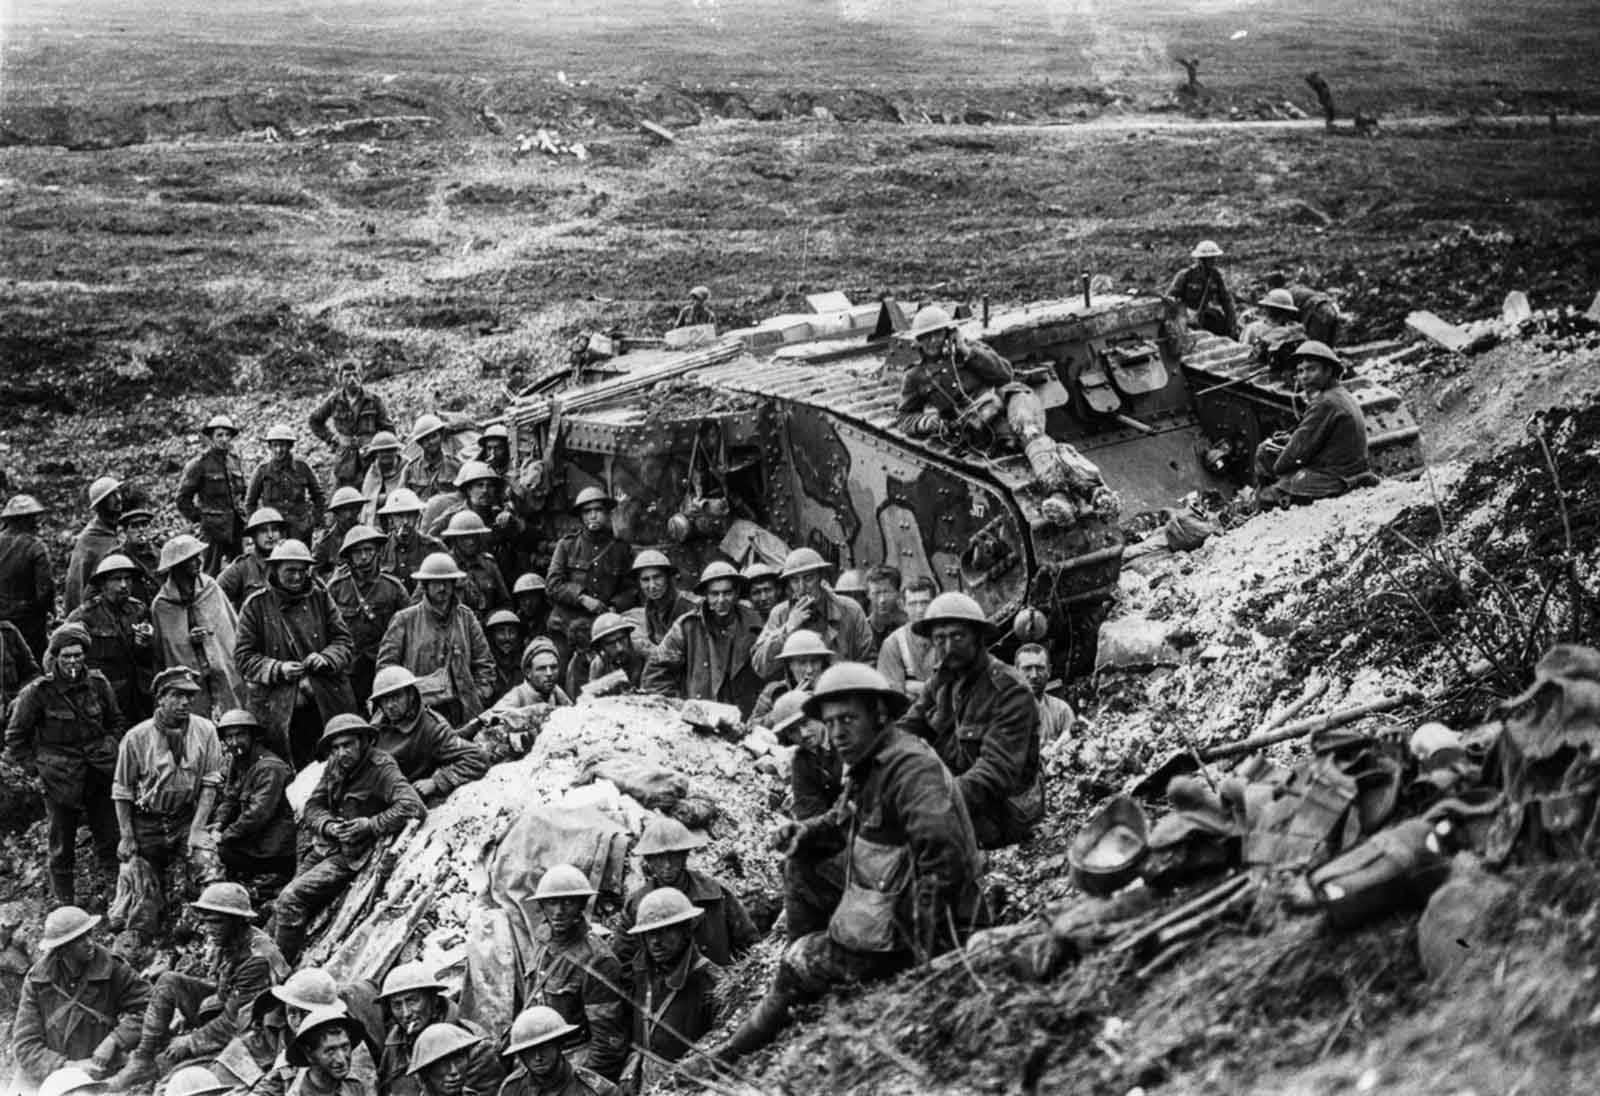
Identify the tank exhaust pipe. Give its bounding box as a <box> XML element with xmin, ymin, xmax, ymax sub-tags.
<box><xmin>1082</xmin><ymin>273</ymin><xmax>1092</xmax><ymax>308</ymax></box>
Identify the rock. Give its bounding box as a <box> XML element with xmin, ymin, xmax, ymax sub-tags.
<box><xmin>1095</xmin><ymin>616</ymin><xmax>1181</xmax><ymax>673</ymax></box>
<box><xmin>1585</xmin><ymin>290</ymin><xmax>1600</xmax><ymax>322</ymax></box>
<box><xmin>1501</xmin><ymin>290</ymin><xmax>1532</xmax><ymax>325</ymax></box>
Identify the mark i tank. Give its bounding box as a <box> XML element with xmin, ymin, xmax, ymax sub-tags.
<box><xmin>496</xmin><ymin>290</ymin><xmax>1421</xmax><ymax>670</ymax></box>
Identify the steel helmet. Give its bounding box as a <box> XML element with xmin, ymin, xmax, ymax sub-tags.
<box><xmin>339</xmin><ymin>524</ymin><xmax>387</xmax><ymax>556</ymax></box>
<box><xmin>779</xmin><ymin>547</ymin><xmax>830</xmax><ymax>580</ymax></box>
<box><xmin>689</xmin><ymin>285</ymin><xmax>711</xmax><ymax>302</ymax></box>
<box><xmin>216</xmin><ymin>709</ymin><xmax>265</xmax><ymax>736</ymax></box>
<box><xmin>442</xmin><ymin>510</ymin><xmax>490</xmax><ymax>539</ymax></box>
<box><xmin>908</xmin><ymin>305</ymin><xmax>957</xmax><ymax>338</ymax></box>
<box><xmin>157</xmin><ymin>534</ymin><xmax>206</xmax><ymax>573</ymax></box>
<box><xmin>589</xmin><ymin>612</ymin><xmax>634</xmax><ymax>645</ymax></box>
<box><xmin>364</xmin><ymin>431</ymin><xmax>402</xmax><ymax>455</ymax></box>
<box><xmin>117</xmin><ymin>507</ymin><xmax>155</xmax><ymax>527</ymax></box>
<box><xmin>631</xmin><ymin>548</ymin><xmax>673</xmax><ymax>575</ymax></box>
<box><xmin>664</xmin><ymin>513</ymin><xmax>692</xmax><ymax>544</ymax></box>
<box><xmin>406</xmin><ymin>1023</ymin><xmax>483</xmax><ymax>1075</ymax></box>
<box><xmin>2</xmin><ymin>494</ymin><xmax>46</xmax><ymax>519</ymax></box>
<box><xmin>1292</xmin><ymin>339</ymin><xmax>1343</xmax><ymax>369</ymax></box>
<box><xmin>412</xmin><ymin>552</ymin><xmax>467</xmax><ymax>582</ymax></box>
<box><xmin>503</xmin><ymin>1006</ymin><xmax>579</xmax><ymax>1054</ymax></box>
<box><xmin>411</xmin><ymin>413</ymin><xmax>446</xmax><ymax>442</ymax></box>
<box><xmin>378</xmin><ymin>488</ymin><xmax>425</xmax><ymax>516</ymax></box>
<box><xmin>244</xmin><ymin>507</ymin><xmax>285</xmax><ymax>534</ymax></box>
<box><xmin>742</xmin><ymin>562</ymin><xmax>779</xmax><ymax>584</ymax></box>
<box><xmin>778</xmin><ymin>629</ymin><xmax>833</xmax><ymax>662</ymax></box>
<box><xmin>635</xmin><ymin>816</ymin><xmax>707</xmax><ymax>857</ymax></box>
<box><xmin>628</xmin><ymin>887</ymin><xmax>703</xmax><ymax>934</ymax></box>
<box><xmin>513</xmin><ymin>573</ymin><xmax>547</xmax><ymax>595</ymax></box>
<box><xmin>1191</xmin><ymin>239</ymin><xmax>1224</xmax><ymax>259</ymax></box>
<box><xmin>479</xmin><ymin>423</ymin><xmax>510</xmax><ymax>442</ymax></box>
<box><xmin>91</xmin><ymin>553</ymin><xmax>140</xmax><ymax>582</ymax></box>
<box><xmin>484</xmin><ymin>609</ymin><xmax>521</xmax><ymax>632</ymax></box>
<box><xmin>369</xmin><ymin>665</ymin><xmax>420</xmax><ymax>704</ymax></box>
<box><xmin>265</xmin><ymin>424</ymin><xmax>298</xmax><ymax>444</ymax></box>
<box><xmin>521</xmin><ymin>636</ymin><xmax>560</xmax><ymax>668</ymax></box>
<box><xmin>1011</xmin><ymin>607</ymin><xmax>1050</xmax><ymax>643</ymax></box>
<box><xmin>39</xmin><ymin>1066</ymin><xmax>105</xmax><ymax>1096</ymax></box>
<box><xmin>453</xmin><ymin>461</ymin><xmax>501</xmax><ymax>489</ymax></box>
<box><xmin>267</xmin><ymin>539</ymin><xmax>314</xmax><ymax>565</ymax></box>
<box><xmin>190</xmin><ymin>881</ymin><xmax>257</xmax><ymax>920</ymax></box>
<box><xmin>316</xmin><ymin>713</ymin><xmax>376</xmax><ymax>759</ymax></box>
<box><xmin>570</xmin><ymin>486</ymin><xmax>616</xmax><ymax>514</ymax></box>
<box><xmin>833</xmin><ymin>569</ymin><xmax>866</xmax><ymax>595</ymax></box>
<box><xmin>802</xmin><ymin>662</ymin><xmax>911</xmax><ymax>720</ymax></box>
<box><xmin>202</xmin><ymin>413</ymin><xmax>238</xmax><ymax>436</ymax></box>
<box><xmin>377</xmin><ymin>960</ymin><xmax>450</xmax><ymax>1001</ymax></box>
<box><xmin>912</xmin><ymin>591</ymin><xmax>995</xmax><ymax>638</ymax></box>
<box><xmin>163</xmin><ymin>1067</ymin><xmax>231</xmax><ymax>1096</ymax></box>
<box><xmin>329</xmin><ymin>485</ymin><xmax>368</xmax><ymax>511</ymax></box>
<box><xmin>533</xmin><ymin>864</ymin><xmax>596</xmax><ymax>901</ymax></box>
<box><xmin>40</xmin><ymin>905</ymin><xmax>101</xmax><ymax>951</ymax></box>
<box><xmin>767</xmin><ymin>688</ymin><xmax>811</xmax><ymax>734</ymax></box>
<box><xmin>694</xmin><ymin>560</ymin><xmax>745</xmax><ymax>595</ymax></box>
<box><xmin>272</xmin><ymin>967</ymin><xmax>341</xmax><ymax>1012</ymax></box>
<box><xmin>1257</xmin><ymin>288</ymin><xmax>1299</xmax><ymax>314</ymax></box>
<box><xmin>88</xmin><ymin>475</ymin><xmax>122</xmax><ymax>510</ymax></box>
<box><xmin>286</xmin><ymin>1006</ymin><xmax>363</xmax><ymax>1068</ymax></box>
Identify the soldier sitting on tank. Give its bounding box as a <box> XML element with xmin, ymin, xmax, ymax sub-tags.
<box><xmin>1239</xmin><ymin>288</ymin><xmax>1307</xmax><ymax>371</ymax></box>
<box><xmin>1169</xmin><ymin>239</ymin><xmax>1238</xmax><ymax>338</ymax></box>
<box><xmin>1267</xmin><ymin>272</ymin><xmax>1342</xmax><ymax>345</ymax></box>
<box><xmin>1255</xmin><ymin>341</ymin><xmax>1374</xmax><ymax>509</ymax></box>
<box><xmin>895</xmin><ymin>306</ymin><xmax>1019</xmax><ymax>451</ymax></box>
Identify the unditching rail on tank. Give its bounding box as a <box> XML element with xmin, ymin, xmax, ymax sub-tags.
<box><xmin>1182</xmin><ymin>332</ymin><xmax>1424</xmax><ymax>477</ymax></box>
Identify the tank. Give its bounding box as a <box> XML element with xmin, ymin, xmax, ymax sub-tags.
<box><xmin>497</xmin><ymin>291</ymin><xmax>1421</xmax><ymax>670</ymax></box>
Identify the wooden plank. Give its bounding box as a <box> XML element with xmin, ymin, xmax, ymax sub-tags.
<box><xmin>1405</xmin><ymin>310</ymin><xmax>1471</xmax><ymax>352</ymax></box>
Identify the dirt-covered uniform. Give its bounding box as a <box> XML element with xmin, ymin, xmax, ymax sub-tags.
<box><xmin>750</xmin><ymin>590</ymin><xmax>875</xmax><ymax>681</ymax></box>
<box><xmin>309</xmin><ymin>388</ymin><xmax>395</xmax><ymax>489</ymax></box>
<box><xmin>213</xmin><ymin>738</ymin><xmax>296</xmax><ymax>878</ymax></box>
<box><xmin>235</xmin><ymin>578</ymin><xmax>358</xmax><ymax>769</ymax></box>
<box><xmin>0</xmin><ymin>524</ymin><xmax>55</xmax><ymax>657</ymax></box>
<box><xmin>895</xmin><ymin>338</ymin><xmax>1016</xmax><ymax>444</ymax></box>
<box><xmin>517</xmin><ymin>923</ymin><xmax>629</xmax><ymax>1083</ymax></box>
<box><xmin>176</xmin><ymin>449</ymin><xmax>248</xmax><ymax>573</ymax></box>
<box><xmin>12</xmin><ymin>940</ymin><xmax>150</xmax><ymax>1083</ymax></box>
<box><xmin>1168</xmin><ymin>262</ymin><xmax>1238</xmax><ymax>338</ymax></box>
<box><xmin>64</xmin><ymin>517</ymin><xmax>120</xmax><ymax>614</ymax></box>
<box><xmin>371</xmin><ymin>702</ymin><xmax>489</xmax><ymax>796</ymax></box>
<box><xmin>248</xmin><ymin>458</ymin><xmax>327</xmax><ymax>545</ymax></box>
<box><xmin>328</xmin><ymin>567</ymin><xmax>409</xmax><ymax>706</ymax></box>
<box><xmin>546</xmin><ymin>529</ymin><xmax>637</xmax><ymax>642</ymax></box>
<box><xmin>376</xmin><ymin>595</ymin><xmax>494</xmax><ymax>726</ymax></box>
<box><xmin>68</xmin><ymin>593</ymin><xmax>156</xmax><ymax>720</ymax></box>
<box><xmin>613</xmin><ymin>870</ymin><xmax>759</xmax><ymax>969</ymax></box>
<box><xmin>1255</xmin><ymin>382</ymin><xmax>1371</xmax><ymax>503</ymax></box>
<box><xmin>639</xmin><ymin>602</ymin><xmax>766</xmax><ymax>717</ymax></box>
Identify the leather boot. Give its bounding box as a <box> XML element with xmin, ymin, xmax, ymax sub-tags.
<box><xmin>107</xmin><ymin>1052</ymin><xmax>158</xmax><ymax>1091</ymax></box>
<box><xmin>713</xmin><ymin>990</ymin><xmax>791</xmax><ymax>1063</ymax></box>
<box><xmin>50</xmin><ymin>871</ymin><xmax>75</xmax><ymax>906</ymax></box>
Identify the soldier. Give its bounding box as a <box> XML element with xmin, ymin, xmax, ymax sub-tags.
<box><xmin>165</xmin><ymin>1069</ymin><xmax>232</xmax><ymax>1096</ymax></box>
<box><xmin>0</xmin><ymin>493</ymin><xmax>54</xmax><ymax>657</ymax></box>
<box><xmin>770</xmin><ymin>685</ymin><xmax>844</xmax><ymax>941</ymax></box>
<box><xmin>359</xmin><ymin>433</ymin><xmax>405</xmax><ymax>525</ymax></box>
<box><xmin>487</xmin><ymin>637</ymin><xmax>572</xmax><ymax>713</ymax></box>
<box><xmin>376</xmin><ymin>489</ymin><xmax>446</xmax><ymax>593</ymax></box>
<box><xmin>374</xmin><ymin>963</ymin><xmax>501</xmax><ymax>1096</ymax></box>
<box><xmin>0</xmin><ymin>617</ymin><xmax>40</xmax><ymax>719</ymax></box>
<box><xmin>1268</xmin><ymin>271</ymin><xmax>1342</xmax><ymax>345</ymax></box>
<box><xmin>876</xmin><ymin>577</ymin><xmax>937</xmax><ymax>700</ymax></box>
<box><xmin>309</xmin><ymin>361</ymin><xmax>395</xmax><ymax>490</ymax></box>
<box><xmin>672</xmin><ymin>285</ymin><xmax>715</xmax><ymax>330</ymax></box>
<box><xmin>625</xmin><ymin>549</ymin><xmax>696</xmax><ymax>648</ymax></box>
<box><xmin>219</xmin><ymin>507</ymin><xmax>286</xmax><ymax>610</ymax></box>
<box><xmin>497</xmin><ymin>1006</ymin><xmax>617</xmax><ymax>1096</ymax></box>
<box><xmin>148</xmin><ymin>534</ymin><xmax>244</xmax><ymax>721</ymax></box>
<box><xmin>896</xmin><ymin>592</ymin><xmax>1043</xmax><ymax>850</ymax></box>
<box><xmin>376</xmin><ymin>554</ymin><xmax>494</xmax><ymax>726</ymax></box>
<box><xmin>247</xmin><ymin>425</ymin><xmax>326</xmax><ymax>547</ymax></box>
<box><xmin>313</xmin><ymin>486</ymin><xmax>368</xmax><ymax>579</ymax></box>
<box><xmin>68</xmin><ymin>553</ymin><xmax>155</xmax><ymax>722</ymax></box>
<box><xmin>1168</xmin><ymin>239</ymin><xmax>1238</xmax><ymax>338</ymax></box>
<box><xmin>273</xmin><ymin>714</ymin><xmax>426</xmax><ymax>963</ymax></box>
<box><xmin>641</xmin><ymin>561</ymin><xmax>765</xmax><ymax>717</ymax></box>
<box><xmin>115</xmin><ymin>507</ymin><xmax>162</xmax><ymax>606</ymax></box>
<box><xmin>4</xmin><ymin>623</ymin><xmax>123</xmax><ymax>903</ymax></box>
<box><xmin>241</xmin><ymin>968</ymin><xmax>383</xmax><ymax>1096</ymax></box>
<box><xmin>581</xmin><ymin>614</ymin><xmax>646</xmax><ymax>696</ymax></box>
<box><xmin>708</xmin><ymin>664</ymin><xmax>982</xmax><ymax>1065</ymax></box>
<box><xmin>1014</xmin><ymin>643</ymin><xmax>1076</xmax><ymax>747</ymax></box>
<box><xmin>407</xmin><ymin>1025</ymin><xmax>499</xmax><ymax>1096</ymax></box>
<box><xmin>546</xmin><ymin>488</ymin><xmax>636</xmax><ymax>655</ymax></box>
<box><xmin>475</xmin><ymin>424</ymin><xmax>513</xmax><ymax>479</ymax></box>
<box><xmin>483</xmin><ymin>610</ymin><xmax>524</xmax><ymax>703</ymax></box>
<box><xmin>210</xmin><ymin>709</ymin><xmax>296</xmax><ymax>885</ymax></box>
<box><xmin>832</xmin><ymin>569</ymin><xmax>868</xmax><ymax>613</ymax></box>
<box><xmin>235</xmin><ymin>539</ymin><xmax>357</xmax><ymax>769</ymax></box>
<box><xmin>367</xmin><ymin>666</ymin><xmax>489</xmax><ymax>802</ymax></box>
<box><xmin>741</xmin><ymin>562</ymin><xmax>781</xmax><ymax>621</ymax></box>
<box><xmin>1240</xmin><ymin>288</ymin><xmax>1307</xmax><ymax>370</ymax></box>
<box><xmin>750</xmin><ymin>547</ymin><xmax>875</xmax><ymax>680</ymax></box>
<box><xmin>111</xmin><ymin>667</ymin><xmax>225</xmax><ymax>923</ymax></box>
<box><xmin>1255</xmin><ymin>341</ymin><xmax>1372</xmax><ymax>508</ymax></box>
<box><xmin>283</xmin><ymin>1007</ymin><xmax>373</xmax><ymax>1096</ymax></box>
<box><xmin>749</xmin><ymin>629</ymin><xmax>831</xmax><ymax>724</ymax></box>
<box><xmin>895</xmin><ymin>306</ymin><xmax>1019</xmax><ymax>450</ymax></box>
<box><xmin>110</xmin><ymin>881</ymin><xmax>288</xmax><ymax>1088</ymax></box>
<box><xmin>424</xmin><ymin>461</ymin><xmax>522</xmax><ymax>586</ymax></box>
<box><xmin>176</xmin><ymin>414</ymin><xmax>248</xmax><ymax>574</ymax></box>
<box><xmin>441</xmin><ymin>511</ymin><xmax>511</xmax><ymax>617</ymax></box>
<box><xmin>515</xmin><ymin>865</ymin><xmax>628</xmax><ymax>1083</ymax></box>
<box><xmin>65</xmin><ymin>475</ymin><xmax>125</xmax><ymax>614</ymax></box>
<box><xmin>511</xmin><ymin>573</ymin><xmax>553</xmax><ymax>641</ymax></box>
<box><xmin>613</xmin><ymin>816</ymin><xmax>757</xmax><ymax>969</ymax></box>
<box><xmin>399</xmin><ymin>414</ymin><xmax>462</xmax><ymax>503</ymax></box>
<box><xmin>623</xmin><ymin>888</ymin><xmax>721</xmax><ymax>1085</ymax></box>
<box><xmin>12</xmin><ymin>905</ymin><xmax>151</xmax><ymax>1085</ymax></box>
<box><xmin>329</xmin><ymin>524</ymin><xmax>409</xmax><ymax>705</ymax></box>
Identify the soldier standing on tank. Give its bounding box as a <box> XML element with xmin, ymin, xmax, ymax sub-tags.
<box><xmin>310</xmin><ymin>361</ymin><xmax>395</xmax><ymax>490</ymax></box>
<box><xmin>546</xmin><ymin>489</ymin><xmax>636</xmax><ymax>657</ymax></box>
<box><xmin>895</xmin><ymin>307</ymin><xmax>1019</xmax><ymax>450</ymax></box>
<box><xmin>400</xmin><ymin>415</ymin><xmax>462</xmax><ymax>503</ymax></box>
<box><xmin>247</xmin><ymin>425</ymin><xmax>326</xmax><ymax>547</ymax></box>
<box><xmin>176</xmin><ymin>414</ymin><xmax>248</xmax><ymax>575</ymax></box>
<box><xmin>1169</xmin><ymin>240</ymin><xmax>1238</xmax><ymax>338</ymax></box>
<box><xmin>750</xmin><ymin>547</ymin><xmax>875</xmax><ymax>680</ymax></box>
<box><xmin>65</xmin><ymin>475</ymin><xmax>125</xmax><ymax>614</ymax></box>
